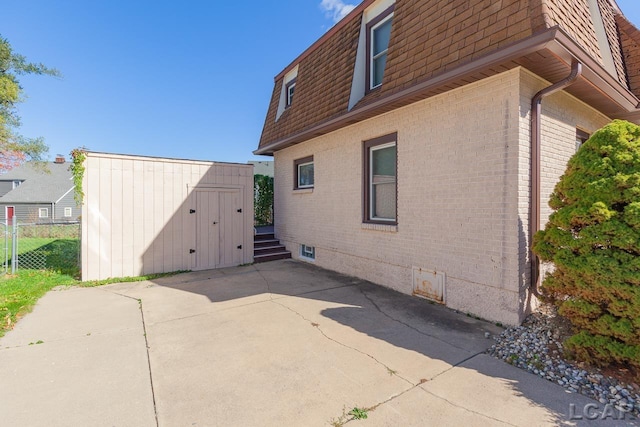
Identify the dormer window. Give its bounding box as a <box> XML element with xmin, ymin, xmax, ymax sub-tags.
<box><xmin>276</xmin><ymin>66</ymin><xmax>299</xmax><ymax>121</ymax></box>
<box><xmin>286</xmin><ymin>78</ymin><xmax>296</xmax><ymax>108</ymax></box>
<box><xmin>367</xmin><ymin>7</ymin><xmax>394</xmax><ymax>91</ymax></box>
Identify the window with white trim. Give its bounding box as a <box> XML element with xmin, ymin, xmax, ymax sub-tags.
<box><xmin>367</xmin><ymin>6</ymin><xmax>394</xmax><ymax>91</ymax></box>
<box><xmin>294</xmin><ymin>156</ymin><xmax>314</xmax><ymax>189</ymax></box>
<box><xmin>286</xmin><ymin>78</ymin><xmax>296</xmax><ymax>108</ymax></box>
<box><xmin>300</xmin><ymin>244</ymin><xmax>315</xmax><ymax>260</ymax></box>
<box><xmin>64</xmin><ymin>207</ymin><xmax>72</xmax><ymax>217</ymax></box>
<box><xmin>364</xmin><ymin>133</ymin><xmax>397</xmax><ymax>223</ymax></box>
<box><xmin>276</xmin><ymin>66</ymin><xmax>299</xmax><ymax>121</ymax></box>
<box><xmin>39</xmin><ymin>208</ymin><xmax>49</xmax><ymax>218</ymax></box>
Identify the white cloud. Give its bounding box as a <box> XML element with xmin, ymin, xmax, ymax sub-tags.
<box><xmin>320</xmin><ymin>0</ymin><xmax>357</xmax><ymax>23</ymax></box>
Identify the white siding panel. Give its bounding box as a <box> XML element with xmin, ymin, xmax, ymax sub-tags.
<box><xmin>98</xmin><ymin>157</ymin><xmax>112</xmax><ymax>280</ymax></box>
<box><xmin>82</xmin><ymin>153</ymin><xmax>253</xmax><ymax>281</ymax></box>
<box><xmin>111</xmin><ymin>158</ymin><xmax>124</xmax><ymax>279</ymax></box>
<box><xmin>121</xmin><ymin>159</ymin><xmax>135</xmax><ymax>277</ymax></box>
<box><xmin>142</xmin><ymin>161</ymin><xmax>155</xmax><ymax>275</ymax></box>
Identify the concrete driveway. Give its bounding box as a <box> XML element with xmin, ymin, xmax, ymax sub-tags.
<box><xmin>0</xmin><ymin>260</ymin><xmax>633</xmax><ymax>426</ymax></box>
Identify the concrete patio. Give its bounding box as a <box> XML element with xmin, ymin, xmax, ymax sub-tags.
<box><xmin>0</xmin><ymin>260</ymin><xmax>634</xmax><ymax>426</ymax></box>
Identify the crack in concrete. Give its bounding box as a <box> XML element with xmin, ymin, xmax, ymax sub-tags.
<box><xmin>97</xmin><ymin>289</ymin><xmax>159</xmax><ymax>427</ymax></box>
<box><xmin>358</xmin><ymin>286</ymin><xmax>474</xmax><ymax>353</ymax></box>
<box><xmin>416</xmin><ymin>383</ymin><xmax>517</xmax><ymax>426</ymax></box>
<box><xmin>137</xmin><ymin>299</ymin><xmax>160</xmax><ymax>427</ymax></box>
<box><xmin>253</xmin><ymin>265</ymin><xmax>416</xmax><ymax>388</ymax></box>
<box><xmin>271</xmin><ymin>297</ymin><xmax>415</xmax><ymax>389</ymax></box>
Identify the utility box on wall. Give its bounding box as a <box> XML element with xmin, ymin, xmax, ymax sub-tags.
<box><xmin>412</xmin><ymin>267</ymin><xmax>446</xmax><ymax>304</ymax></box>
<box><xmin>81</xmin><ymin>152</ymin><xmax>254</xmax><ymax>281</ymax></box>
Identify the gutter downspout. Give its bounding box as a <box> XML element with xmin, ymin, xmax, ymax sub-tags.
<box><xmin>530</xmin><ymin>60</ymin><xmax>582</xmax><ymax>297</ymax></box>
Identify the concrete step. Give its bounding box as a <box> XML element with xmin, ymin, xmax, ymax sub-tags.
<box><xmin>253</xmin><ymin>251</ymin><xmax>292</xmax><ymax>263</ymax></box>
<box><xmin>254</xmin><ymin>245</ymin><xmax>288</xmax><ymax>256</ymax></box>
<box><xmin>254</xmin><ymin>239</ymin><xmax>280</xmax><ymax>248</ymax></box>
<box><xmin>254</xmin><ymin>232</ymin><xmax>275</xmax><ymax>241</ymax></box>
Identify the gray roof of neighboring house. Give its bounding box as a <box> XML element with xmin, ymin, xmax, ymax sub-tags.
<box><xmin>0</xmin><ymin>162</ymin><xmax>74</xmax><ymax>204</ymax></box>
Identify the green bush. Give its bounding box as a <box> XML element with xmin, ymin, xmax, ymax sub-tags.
<box><xmin>533</xmin><ymin>119</ymin><xmax>640</xmax><ymax>371</ymax></box>
<box><xmin>254</xmin><ymin>174</ymin><xmax>274</xmax><ymax>226</ymax></box>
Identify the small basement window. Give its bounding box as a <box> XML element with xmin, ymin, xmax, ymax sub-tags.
<box><xmin>39</xmin><ymin>208</ymin><xmax>49</xmax><ymax>218</ymax></box>
<box><xmin>64</xmin><ymin>207</ymin><xmax>72</xmax><ymax>217</ymax></box>
<box><xmin>294</xmin><ymin>156</ymin><xmax>314</xmax><ymax>189</ymax></box>
<box><xmin>300</xmin><ymin>244</ymin><xmax>315</xmax><ymax>260</ymax></box>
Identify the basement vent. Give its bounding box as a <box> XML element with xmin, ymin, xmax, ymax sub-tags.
<box><xmin>412</xmin><ymin>267</ymin><xmax>446</xmax><ymax>304</ymax></box>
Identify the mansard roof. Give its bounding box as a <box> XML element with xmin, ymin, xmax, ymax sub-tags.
<box><xmin>257</xmin><ymin>0</ymin><xmax>640</xmax><ymax>155</ymax></box>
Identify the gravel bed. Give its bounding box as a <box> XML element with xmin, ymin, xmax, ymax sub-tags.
<box><xmin>486</xmin><ymin>307</ymin><xmax>640</xmax><ymax>418</ymax></box>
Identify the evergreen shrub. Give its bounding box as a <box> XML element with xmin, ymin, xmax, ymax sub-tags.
<box><xmin>533</xmin><ymin>120</ymin><xmax>640</xmax><ymax>371</ymax></box>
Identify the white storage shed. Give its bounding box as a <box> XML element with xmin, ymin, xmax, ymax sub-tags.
<box><xmin>81</xmin><ymin>152</ymin><xmax>254</xmax><ymax>281</ymax></box>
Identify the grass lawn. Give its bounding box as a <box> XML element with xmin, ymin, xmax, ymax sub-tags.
<box><xmin>0</xmin><ymin>270</ymin><xmax>77</xmax><ymax>337</ymax></box>
<box><xmin>0</xmin><ymin>267</ymin><xmax>185</xmax><ymax>338</ymax></box>
<box><xmin>6</xmin><ymin>238</ymin><xmax>80</xmax><ymax>277</ymax></box>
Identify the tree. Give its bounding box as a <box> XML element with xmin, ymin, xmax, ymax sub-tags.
<box><xmin>532</xmin><ymin>119</ymin><xmax>640</xmax><ymax>373</ymax></box>
<box><xmin>0</xmin><ymin>34</ymin><xmax>60</xmax><ymax>171</ymax></box>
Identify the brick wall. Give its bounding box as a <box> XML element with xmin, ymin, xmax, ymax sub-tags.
<box><xmin>274</xmin><ymin>68</ymin><xmax>611</xmax><ymax>325</ymax></box>
<box><xmin>275</xmin><ymin>69</ymin><xmax>522</xmax><ymax>324</ymax></box>
<box><xmin>517</xmin><ymin>70</ymin><xmax>610</xmax><ymax>299</ymax></box>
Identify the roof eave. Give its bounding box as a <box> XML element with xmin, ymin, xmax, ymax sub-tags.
<box><xmin>256</xmin><ymin>26</ymin><xmax>640</xmax><ymax>156</ymax></box>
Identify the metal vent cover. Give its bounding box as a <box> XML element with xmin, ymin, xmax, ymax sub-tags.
<box><xmin>412</xmin><ymin>267</ymin><xmax>446</xmax><ymax>304</ymax></box>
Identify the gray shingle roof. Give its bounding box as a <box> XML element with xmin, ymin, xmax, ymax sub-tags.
<box><xmin>0</xmin><ymin>162</ymin><xmax>74</xmax><ymax>203</ymax></box>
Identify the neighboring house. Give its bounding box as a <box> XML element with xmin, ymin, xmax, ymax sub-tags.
<box><xmin>255</xmin><ymin>0</ymin><xmax>640</xmax><ymax>325</ymax></box>
<box><xmin>0</xmin><ymin>156</ymin><xmax>80</xmax><ymax>224</ymax></box>
<box><xmin>248</xmin><ymin>160</ymin><xmax>274</xmax><ymax>177</ymax></box>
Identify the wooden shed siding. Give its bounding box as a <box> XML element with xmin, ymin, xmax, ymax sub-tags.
<box><xmin>82</xmin><ymin>153</ymin><xmax>254</xmax><ymax>281</ymax></box>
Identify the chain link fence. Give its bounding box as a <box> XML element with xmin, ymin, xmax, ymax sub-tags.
<box><xmin>0</xmin><ymin>221</ymin><xmax>80</xmax><ymax>276</ymax></box>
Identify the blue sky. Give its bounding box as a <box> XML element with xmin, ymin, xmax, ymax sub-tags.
<box><xmin>2</xmin><ymin>0</ymin><xmax>640</xmax><ymax>164</ymax></box>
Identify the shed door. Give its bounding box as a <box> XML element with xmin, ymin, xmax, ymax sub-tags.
<box><xmin>194</xmin><ymin>189</ymin><xmax>243</xmax><ymax>270</ymax></box>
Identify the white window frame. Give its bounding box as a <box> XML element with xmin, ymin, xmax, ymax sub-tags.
<box><xmin>286</xmin><ymin>79</ymin><xmax>296</xmax><ymax>107</ymax></box>
<box><xmin>12</xmin><ymin>180</ymin><xmax>21</xmax><ymax>189</ymax></box>
<box><xmin>64</xmin><ymin>207</ymin><xmax>72</xmax><ymax>217</ymax></box>
<box><xmin>39</xmin><ymin>208</ymin><xmax>49</xmax><ymax>218</ymax></box>
<box><xmin>369</xmin><ymin>141</ymin><xmax>396</xmax><ymax>221</ymax></box>
<box><xmin>300</xmin><ymin>244</ymin><xmax>315</xmax><ymax>260</ymax></box>
<box><xmin>297</xmin><ymin>162</ymin><xmax>313</xmax><ymax>188</ymax></box>
<box><xmin>369</xmin><ymin>12</ymin><xmax>393</xmax><ymax>90</ymax></box>
<box><xmin>295</xmin><ymin>156</ymin><xmax>315</xmax><ymax>190</ymax></box>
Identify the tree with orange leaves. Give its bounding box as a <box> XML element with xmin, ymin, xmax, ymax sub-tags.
<box><xmin>0</xmin><ymin>34</ymin><xmax>60</xmax><ymax>171</ymax></box>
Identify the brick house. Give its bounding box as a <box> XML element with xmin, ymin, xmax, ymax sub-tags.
<box><xmin>255</xmin><ymin>0</ymin><xmax>640</xmax><ymax>325</ymax></box>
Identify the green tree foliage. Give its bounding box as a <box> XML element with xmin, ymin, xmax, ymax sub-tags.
<box><xmin>254</xmin><ymin>174</ymin><xmax>274</xmax><ymax>226</ymax></box>
<box><xmin>0</xmin><ymin>35</ymin><xmax>60</xmax><ymax>171</ymax></box>
<box><xmin>533</xmin><ymin>120</ymin><xmax>640</xmax><ymax>371</ymax></box>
